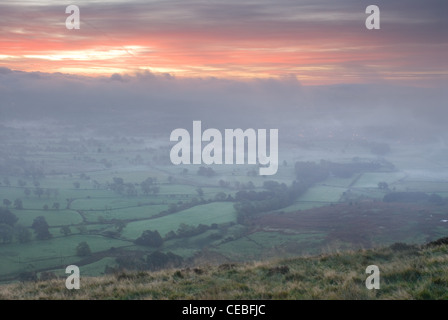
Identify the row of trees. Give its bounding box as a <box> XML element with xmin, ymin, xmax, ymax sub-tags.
<box><xmin>294</xmin><ymin>160</ymin><xmax>383</xmax><ymax>182</ymax></box>
<box><xmin>1</xmin><ymin>178</ymin><xmax>59</xmax><ymax>198</ymax></box>
<box><xmin>0</xmin><ymin>208</ymin><xmax>31</xmax><ymax>244</ymax></box>
<box><xmin>108</xmin><ymin>177</ymin><xmax>160</xmax><ymax>197</ymax></box>
<box><xmin>383</xmin><ymin>192</ymin><xmax>445</xmax><ymax>204</ymax></box>
<box><xmin>31</xmin><ymin>216</ymin><xmax>52</xmax><ymax>240</ymax></box>
<box><xmin>232</xmin><ymin>160</ymin><xmax>391</xmax><ymax>224</ymax></box>
<box><xmin>218</xmin><ymin>179</ymin><xmax>255</xmax><ymax>190</ymax></box>
<box><xmin>1</xmin><ymin>178</ymin><xmax>42</xmax><ymax>188</ymax></box>
<box><xmin>0</xmin><ymin>164</ymin><xmax>44</xmax><ymax>182</ymax></box>
<box><xmin>3</xmin><ymin>198</ymin><xmax>61</xmax><ymax>211</ymax></box>
<box><xmin>113</xmin><ymin>251</ymin><xmax>183</xmax><ymax>272</ymax></box>
<box><xmin>0</xmin><ymin>207</ymin><xmax>54</xmax><ymax>244</ymax></box>
<box><xmin>135</xmin><ymin>230</ymin><xmax>163</xmax><ymax>247</ymax></box>
<box><xmin>2</xmin><ymin>199</ymin><xmax>23</xmax><ymax>210</ymax></box>
<box><xmin>134</xmin><ymin>223</ymin><xmax>220</xmax><ymax>248</ymax></box>
<box><xmin>234</xmin><ymin>180</ymin><xmax>309</xmax><ymax>224</ymax></box>
<box><xmin>0</xmin><ymin>207</ymin><xmax>97</xmax><ymax>260</ymax></box>
<box><xmin>197</xmin><ymin>166</ymin><xmax>216</xmax><ymax>177</ymax></box>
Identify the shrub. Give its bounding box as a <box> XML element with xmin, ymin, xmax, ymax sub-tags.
<box><xmin>76</xmin><ymin>241</ymin><xmax>91</xmax><ymax>256</ymax></box>
<box><xmin>0</xmin><ymin>207</ymin><xmax>18</xmax><ymax>226</ymax></box>
<box><xmin>31</xmin><ymin>216</ymin><xmax>52</xmax><ymax>240</ymax></box>
<box><xmin>135</xmin><ymin>230</ymin><xmax>163</xmax><ymax>247</ymax></box>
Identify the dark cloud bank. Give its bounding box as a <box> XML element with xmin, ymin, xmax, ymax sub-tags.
<box><xmin>0</xmin><ymin>68</ymin><xmax>447</xmax><ymax>144</ymax></box>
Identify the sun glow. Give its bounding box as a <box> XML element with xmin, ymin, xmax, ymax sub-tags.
<box><xmin>23</xmin><ymin>46</ymin><xmax>147</xmax><ymax>61</ymax></box>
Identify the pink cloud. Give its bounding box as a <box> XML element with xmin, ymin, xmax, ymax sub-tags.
<box><xmin>0</xmin><ymin>1</ymin><xmax>446</xmax><ymax>85</ymax></box>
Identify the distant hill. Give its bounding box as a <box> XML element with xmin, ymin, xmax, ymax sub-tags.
<box><xmin>1</xmin><ymin>237</ymin><xmax>448</xmax><ymax>300</ymax></box>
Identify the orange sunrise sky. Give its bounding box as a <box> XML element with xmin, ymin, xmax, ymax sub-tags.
<box><xmin>1</xmin><ymin>0</ymin><xmax>447</xmax><ymax>85</ymax></box>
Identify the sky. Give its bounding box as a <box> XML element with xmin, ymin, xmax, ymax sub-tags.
<box><xmin>0</xmin><ymin>0</ymin><xmax>447</xmax><ymax>85</ymax></box>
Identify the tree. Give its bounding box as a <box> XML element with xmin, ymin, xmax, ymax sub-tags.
<box><xmin>43</xmin><ymin>204</ymin><xmax>49</xmax><ymax>211</ymax></box>
<box><xmin>214</xmin><ymin>192</ymin><xmax>227</xmax><ymax>201</ymax></box>
<box><xmin>3</xmin><ymin>199</ymin><xmax>11</xmax><ymax>207</ymax></box>
<box><xmin>0</xmin><ymin>207</ymin><xmax>18</xmax><ymax>226</ymax></box>
<box><xmin>176</xmin><ymin>223</ymin><xmax>195</xmax><ymax>237</ymax></box>
<box><xmin>52</xmin><ymin>202</ymin><xmax>60</xmax><ymax>210</ymax></box>
<box><xmin>175</xmin><ymin>223</ymin><xmax>209</xmax><ymax>238</ymax></box>
<box><xmin>31</xmin><ymin>216</ymin><xmax>52</xmax><ymax>240</ymax></box>
<box><xmin>168</xmin><ymin>203</ymin><xmax>178</xmax><ymax>213</ymax></box>
<box><xmin>246</xmin><ymin>181</ymin><xmax>255</xmax><ymax>189</ymax></box>
<box><xmin>247</xmin><ymin>169</ymin><xmax>257</xmax><ymax>177</ymax></box>
<box><xmin>125</xmin><ymin>183</ymin><xmax>138</xmax><ymax>197</ymax></box>
<box><xmin>113</xmin><ymin>177</ymin><xmax>124</xmax><ymax>185</ymax></box>
<box><xmin>15</xmin><ymin>225</ymin><xmax>31</xmax><ymax>243</ymax></box>
<box><xmin>76</xmin><ymin>241</ymin><xmax>91</xmax><ymax>256</ymax></box>
<box><xmin>428</xmin><ymin>193</ymin><xmax>444</xmax><ymax>205</ymax></box>
<box><xmin>378</xmin><ymin>182</ymin><xmax>389</xmax><ymax>190</ymax></box>
<box><xmin>3</xmin><ymin>177</ymin><xmax>10</xmax><ymax>187</ymax></box>
<box><xmin>60</xmin><ymin>226</ymin><xmax>71</xmax><ymax>236</ymax></box>
<box><xmin>141</xmin><ymin>177</ymin><xmax>155</xmax><ymax>196</ymax></box>
<box><xmin>135</xmin><ymin>230</ymin><xmax>163</xmax><ymax>247</ymax></box>
<box><xmin>152</xmin><ymin>186</ymin><xmax>160</xmax><ymax>195</ymax></box>
<box><xmin>164</xmin><ymin>230</ymin><xmax>177</xmax><ymax>240</ymax></box>
<box><xmin>92</xmin><ymin>180</ymin><xmax>101</xmax><ymax>190</ymax></box>
<box><xmin>0</xmin><ymin>224</ymin><xmax>14</xmax><ymax>243</ymax></box>
<box><xmin>263</xmin><ymin>180</ymin><xmax>281</xmax><ymax>191</ymax></box>
<box><xmin>197</xmin><ymin>166</ymin><xmax>216</xmax><ymax>177</ymax></box>
<box><xmin>218</xmin><ymin>179</ymin><xmax>229</xmax><ymax>188</ymax></box>
<box><xmin>24</xmin><ymin>188</ymin><xmax>31</xmax><ymax>198</ymax></box>
<box><xmin>73</xmin><ymin>182</ymin><xmax>80</xmax><ymax>189</ymax></box>
<box><xmin>14</xmin><ymin>199</ymin><xmax>23</xmax><ymax>210</ymax></box>
<box><xmin>383</xmin><ymin>192</ymin><xmax>429</xmax><ymax>203</ymax></box>
<box><xmin>196</xmin><ymin>187</ymin><xmax>204</xmax><ymax>197</ymax></box>
<box><xmin>114</xmin><ymin>220</ymin><xmax>126</xmax><ymax>233</ymax></box>
<box><xmin>77</xmin><ymin>225</ymin><xmax>87</xmax><ymax>234</ymax></box>
<box><xmin>17</xmin><ymin>179</ymin><xmax>27</xmax><ymax>187</ymax></box>
<box><xmin>66</xmin><ymin>198</ymin><xmax>74</xmax><ymax>209</ymax></box>
<box><xmin>110</xmin><ymin>177</ymin><xmax>125</xmax><ymax>194</ymax></box>
<box><xmin>34</xmin><ymin>187</ymin><xmax>44</xmax><ymax>199</ymax></box>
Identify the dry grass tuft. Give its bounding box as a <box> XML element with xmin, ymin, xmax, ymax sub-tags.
<box><xmin>1</xmin><ymin>243</ymin><xmax>448</xmax><ymax>300</ymax></box>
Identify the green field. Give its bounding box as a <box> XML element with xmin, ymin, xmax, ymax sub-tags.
<box><xmin>299</xmin><ymin>185</ymin><xmax>345</xmax><ymax>203</ymax></box>
<box><xmin>122</xmin><ymin>202</ymin><xmax>237</xmax><ymax>238</ymax></box>
<box><xmin>1</xmin><ymin>126</ymin><xmax>448</xmax><ymax>283</ymax></box>
<box><xmin>213</xmin><ymin>231</ymin><xmax>327</xmax><ymax>261</ymax></box>
<box><xmin>0</xmin><ymin>235</ymin><xmax>132</xmax><ymax>277</ymax></box>
<box><xmin>14</xmin><ymin>210</ymin><xmax>82</xmax><ymax>227</ymax></box>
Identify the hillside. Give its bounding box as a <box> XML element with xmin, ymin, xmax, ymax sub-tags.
<box><xmin>1</xmin><ymin>238</ymin><xmax>448</xmax><ymax>300</ymax></box>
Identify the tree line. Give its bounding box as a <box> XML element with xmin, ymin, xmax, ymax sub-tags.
<box><xmin>0</xmin><ymin>207</ymin><xmax>53</xmax><ymax>244</ymax></box>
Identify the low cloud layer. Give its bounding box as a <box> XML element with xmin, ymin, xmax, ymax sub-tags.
<box><xmin>0</xmin><ymin>68</ymin><xmax>447</xmax><ymax>143</ymax></box>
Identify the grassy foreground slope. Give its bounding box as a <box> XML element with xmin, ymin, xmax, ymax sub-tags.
<box><xmin>1</xmin><ymin>239</ymin><xmax>448</xmax><ymax>300</ymax></box>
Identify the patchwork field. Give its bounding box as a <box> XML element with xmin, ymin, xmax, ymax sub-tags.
<box><xmin>1</xmin><ymin>126</ymin><xmax>448</xmax><ymax>284</ymax></box>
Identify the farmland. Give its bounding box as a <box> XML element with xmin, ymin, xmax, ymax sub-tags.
<box><xmin>1</xmin><ymin>123</ymin><xmax>448</xmax><ymax>283</ymax></box>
